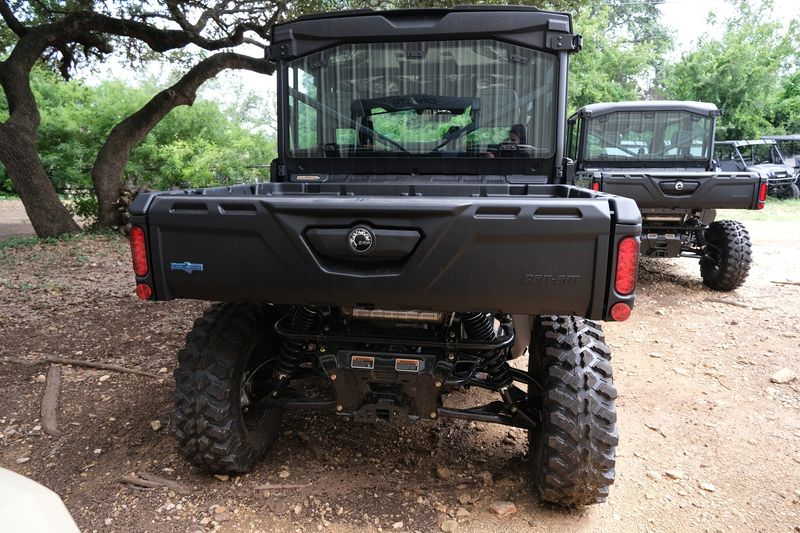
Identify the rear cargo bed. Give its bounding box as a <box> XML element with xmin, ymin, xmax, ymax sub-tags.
<box><xmin>131</xmin><ymin>182</ymin><xmax>640</xmax><ymax>320</ymax></box>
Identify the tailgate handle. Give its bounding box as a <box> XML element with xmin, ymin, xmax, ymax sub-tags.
<box><xmin>658</xmin><ymin>180</ymin><xmax>700</xmax><ymax>195</ymax></box>
<box><xmin>306</xmin><ymin>227</ymin><xmax>421</xmax><ymax>260</ymax></box>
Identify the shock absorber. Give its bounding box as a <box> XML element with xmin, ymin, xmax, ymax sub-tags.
<box><xmin>275</xmin><ymin>306</ymin><xmax>321</xmax><ymax>383</ymax></box>
<box><xmin>688</xmin><ymin>217</ymin><xmax>706</xmax><ymax>249</ymax></box>
<box><xmin>462</xmin><ymin>312</ymin><xmax>512</xmax><ymax>389</ymax></box>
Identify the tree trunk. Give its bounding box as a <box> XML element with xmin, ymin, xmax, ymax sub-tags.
<box><xmin>92</xmin><ymin>53</ymin><xmax>273</xmax><ymax>228</ymax></box>
<box><xmin>0</xmin><ymin>123</ymin><xmax>80</xmax><ymax>237</ymax></box>
<box><xmin>0</xmin><ymin>28</ymin><xmax>81</xmax><ymax>238</ymax></box>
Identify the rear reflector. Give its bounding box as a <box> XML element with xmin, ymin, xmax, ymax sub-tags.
<box><xmin>129</xmin><ymin>226</ymin><xmax>148</xmax><ymax>276</ymax></box>
<box><xmin>135</xmin><ymin>283</ymin><xmax>152</xmax><ymax>300</ymax></box>
<box><xmin>757</xmin><ymin>182</ymin><xmax>768</xmax><ymax>209</ymax></box>
<box><xmin>614</xmin><ymin>237</ymin><xmax>639</xmax><ymax>295</ymax></box>
<box><xmin>610</xmin><ymin>302</ymin><xmax>631</xmax><ymax>321</ymax></box>
<box><xmin>591</xmin><ymin>181</ymin><xmax>601</xmax><ymax>191</ymax></box>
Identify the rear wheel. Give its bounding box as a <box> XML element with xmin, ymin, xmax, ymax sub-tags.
<box><xmin>779</xmin><ymin>182</ymin><xmax>800</xmax><ymax>200</ymax></box>
<box><xmin>700</xmin><ymin>220</ymin><xmax>752</xmax><ymax>291</ymax></box>
<box><xmin>173</xmin><ymin>303</ymin><xmax>284</xmax><ymax>474</ymax></box>
<box><xmin>527</xmin><ymin>316</ymin><xmax>617</xmax><ymax>506</ymax></box>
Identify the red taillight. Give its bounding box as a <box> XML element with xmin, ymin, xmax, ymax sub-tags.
<box><xmin>136</xmin><ymin>283</ymin><xmax>153</xmax><ymax>300</ymax></box>
<box><xmin>614</xmin><ymin>237</ymin><xmax>639</xmax><ymax>295</ymax></box>
<box><xmin>610</xmin><ymin>302</ymin><xmax>631</xmax><ymax>321</ymax></box>
<box><xmin>129</xmin><ymin>226</ymin><xmax>148</xmax><ymax>276</ymax></box>
<box><xmin>591</xmin><ymin>181</ymin><xmax>601</xmax><ymax>191</ymax></box>
<box><xmin>757</xmin><ymin>182</ymin><xmax>768</xmax><ymax>209</ymax></box>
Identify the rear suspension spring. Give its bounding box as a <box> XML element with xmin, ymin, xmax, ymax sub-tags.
<box><xmin>275</xmin><ymin>306</ymin><xmax>320</xmax><ymax>381</ymax></box>
<box><xmin>462</xmin><ymin>312</ymin><xmax>496</xmax><ymax>341</ymax></box>
<box><xmin>688</xmin><ymin>217</ymin><xmax>707</xmax><ymax>248</ymax></box>
<box><xmin>463</xmin><ymin>313</ymin><xmax>512</xmax><ymax>389</ymax></box>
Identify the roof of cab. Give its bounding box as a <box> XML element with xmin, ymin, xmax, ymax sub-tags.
<box><xmin>715</xmin><ymin>139</ymin><xmax>777</xmax><ymax>147</ymax></box>
<box><xmin>269</xmin><ymin>7</ymin><xmax>577</xmax><ymax>61</ymax></box>
<box><xmin>763</xmin><ymin>134</ymin><xmax>800</xmax><ymax>141</ymax></box>
<box><xmin>574</xmin><ymin>101</ymin><xmax>719</xmax><ymax>119</ymax></box>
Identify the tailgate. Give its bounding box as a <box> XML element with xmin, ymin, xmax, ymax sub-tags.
<box><xmin>131</xmin><ymin>185</ymin><xmax>639</xmax><ymax>320</ymax></box>
<box><xmin>590</xmin><ymin>171</ymin><xmax>761</xmax><ymax>210</ymax></box>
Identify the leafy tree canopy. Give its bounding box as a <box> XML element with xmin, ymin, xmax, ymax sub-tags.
<box><xmin>662</xmin><ymin>0</ymin><xmax>799</xmax><ymax>139</ymax></box>
<box><xmin>569</xmin><ymin>5</ymin><xmax>665</xmax><ymax>111</ymax></box>
<box><xmin>0</xmin><ymin>69</ymin><xmax>275</xmax><ymax>195</ymax></box>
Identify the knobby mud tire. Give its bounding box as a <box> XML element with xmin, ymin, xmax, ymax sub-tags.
<box><xmin>173</xmin><ymin>303</ymin><xmax>284</xmax><ymax>474</ymax></box>
<box><xmin>528</xmin><ymin>316</ymin><xmax>618</xmax><ymax>506</ymax></box>
<box><xmin>700</xmin><ymin>220</ymin><xmax>752</xmax><ymax>291</ymax></box>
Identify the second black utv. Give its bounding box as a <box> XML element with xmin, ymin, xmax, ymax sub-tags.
<box><xmin>569</xmin><ymin>101</ymin><xmax>764</xmax><ymax>291</ymax></box>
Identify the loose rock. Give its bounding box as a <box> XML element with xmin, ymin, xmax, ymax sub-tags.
<box><xmin>436</xmin><ymin>467</ymin><xmax>452</xmax><ymax>480</ymax></box>
<box><xmin>392</xmin><ymin>521</ymin><xmax>404</xmax><ymax>530</ymax></box>
<box><xmin>33</xmin><ymin>374</ymin><xmax>46</xmax><ymax>383</ymax></box>
<box><xmin>699</xmin><ymin>482</ymin><xmax>717</xmax><ymax>492</ymax></box>
<box><xmin>665</xmin><ymin>470</ymin><xmax>685</xmax><ymax>480</ymax></box>
<box><xmin>770</xmin><ymin>368</ymin><xmax>797</xmax><ymax>384</ymax></box>
<box><xmin>476</xmin><ymin>471</ymin><xmax>493</xmax><ymax>486</ymax></box>
<box><xmin>440</xmin><ymin>519</ymin><xmax>458</xmax><ymax>532</ymax></box>
<box><xmin>149</xmin><ymin>420</ymin><xmax>161</xmax><ymax>431</ymax></box>
<box><xmin>489</xmin><ymin>501</ymin><xmax>517</xmax><ymax>518</ymax></box>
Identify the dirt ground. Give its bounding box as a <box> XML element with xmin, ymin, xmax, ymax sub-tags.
<box><xmin>0</xmin><ymin>199</ymin><xmax>36</xmax><ymax>240</ymax></box>
<box><xmin>0</xmin><ymin>204</ymin><xmax>798</xmax><ymax>532</ymax></box>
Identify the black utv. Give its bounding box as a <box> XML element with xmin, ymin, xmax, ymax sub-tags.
<box><xmin>715</xmin><ymin>139</ymin><xmax>799</xmax><ymax>199</ymax></box>
<box><xmin>569</xmin><ymin>101</ymin><xmax>764</xmax><ymax>291</ymax></box>
<box><xmin>128</xmin><ymin>7</ymin><xmax>642</xmax><ymax>506</ymax></box>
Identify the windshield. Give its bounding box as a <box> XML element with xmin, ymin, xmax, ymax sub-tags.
<box><xmin>584</xmin><ymin>110</ymin><xmax>713</xmax><ymax>162</ymax></box>
<box><xmin>724</xmin><ymin>142</ymin><xmax>785</xmax><ymax>165</ymax></box>
<box><xmin>286</xmin><ymin>40</ymin><xmax>556</xmax><ymax>158</ymax></box>
<box><xmin>774</xmin><ymin>140</ymin><xmax>800</xmax><ymax>166</ymax></box>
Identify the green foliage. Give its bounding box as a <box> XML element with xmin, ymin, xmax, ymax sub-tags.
<box><xmin>569</xmin><ymin>7</ymin><xmax>664</xmax><ymax>111</ymax></box>
<box><xmin>66</xmin><ymin>190</ymin><xmax>100</xmax><ymax>228</ymax></box>
<box><xmin>773</xmin><ymin>71</ymin><xmax>800</xmax><ymax>134</ymax></box>
<box><xmin>662</xmin><ymin>1</ymin><xmax>799</xmax><ymax>140</ymax></box>
<box><xmin>0</xmin><ymin>69</ymin><xmax>276</xmax><ymax>194</ymax></box>
<box><xmin>130</xmin><ymin>100</ymin><xmax>276</xmax><ymax>188</ymax></box>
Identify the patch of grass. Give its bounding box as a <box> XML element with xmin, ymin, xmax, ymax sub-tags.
<box><xmin>719</xmin><ymin>198</ymin><xmax>800</xmax><ymax>222</ymax></box>
<box><xmin>0</xmin><ymin>229</ymin><xmax>120</xmax><ymax>250</ymax></box>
